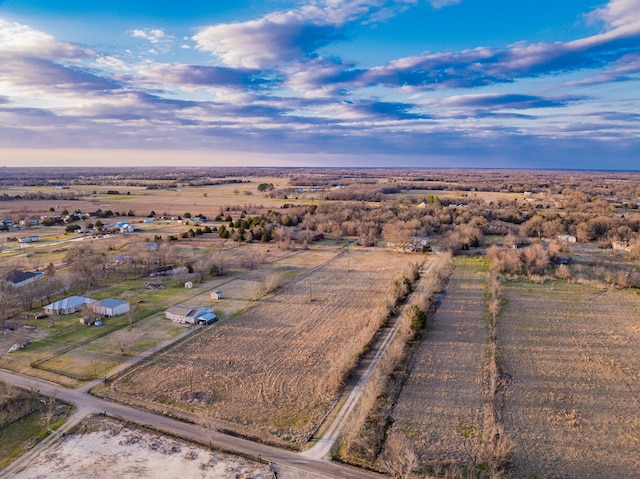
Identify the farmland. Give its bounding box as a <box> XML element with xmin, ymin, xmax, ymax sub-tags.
<box><xmin>385</xmin><ymin>257</ymin><xmax>488</xmax><ymax>471</ymax></box>
<box><xmin>2</xmin><ymin>167</ymin><xmax>640</xmax><ymax>477</ymax></box>
<box><xmin>498</xmin><ymin>280</ymin><xmax>640</xmax><ymax>478</ymax></box>
<box><xmin>113</xmin><ymin>249</ymin><xmax>422</xmax><ymax>446</ymax></box>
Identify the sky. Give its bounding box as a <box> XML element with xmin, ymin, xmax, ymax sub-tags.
<box><xmin>0</xmin><ymin>0</ymin><xmax>639</xmax><ymax>169</ymax></box>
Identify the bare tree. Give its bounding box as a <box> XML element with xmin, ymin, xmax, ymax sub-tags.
<box><xmin>111</xmin><ymin>328</ymin><xmax>137</xmax><ymax>356</ymax></box>
<box><xmin>379</xmin><ymin>430</ymin><xmax>418</xmax><ymax>479</ymax></box>
<box><xmin>383</xmin><ymin>221</ymin><xmax>414</xmax><ymax>253</ymax></box>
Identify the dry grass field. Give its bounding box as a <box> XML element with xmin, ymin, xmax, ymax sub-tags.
<box><xmin>0</xmin><ymin>177</ymin><xmax>291</xmax><ymax>221</ymax></box>
<box><xmin>387</xmin><ymin>257</ymin><xmax>488</xmax><ymax>470</ymax></box>
<box><xmin>113</xmin><ymin>250</ymin><xmax>419</xmax><ymax>446</ymax></box>
<box><xmin>499</xmin><ymin>280</ymin><xmax>640</xmax><ymax>478</ymax></box>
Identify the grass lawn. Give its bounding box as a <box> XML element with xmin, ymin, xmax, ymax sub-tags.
<box><xmin>0</xmin><ymin>400</ymin><xmax>73</xmax><ymax>470</ymax></box>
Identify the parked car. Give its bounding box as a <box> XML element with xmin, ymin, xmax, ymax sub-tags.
<box><xmin>36</xmin><ymin>313</ymin><xmax>49</xmax><ymax>319</ymax></box>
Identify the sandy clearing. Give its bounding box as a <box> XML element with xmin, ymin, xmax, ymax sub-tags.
<box><xmin>11</xmin><ymin>417</ymin><xmax>273</xmax><ymax>479</ymax></box>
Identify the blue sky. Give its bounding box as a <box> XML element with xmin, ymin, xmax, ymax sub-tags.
<box><xmin>0</xmin><ymin>0</ymin><xmax>639</xmax><ymax>169</ymax></box>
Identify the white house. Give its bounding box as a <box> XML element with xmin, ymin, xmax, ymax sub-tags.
<box><xmin>92</xmin><ymin>299</ymin><xmax>130</xmax><ymax>317</ymax></box>
<box><xmin>44</xmin><ymin>296</ymin><xmax>96</xmax><ymax>315</ymax></box>
<box><xmin>557</xmin><ymin>234</ymin><xmax>577</xmax><ymax>243</ymax></box>
<box><xmin>165</xmin><ymin>306</ymin><xmax>217</xmax><ymax>325</ymax></box>
<box><xmin>114</xmin><ymin>222</ymin><xmax>134</xmax><ymax>233</ymax></box>
<box><xmin>4</xmin><ymin>270</ymin><xmax>42</xmax><ymax>288</ymax></box>
<box><xmin>18</xmin><ymin>236</ymin><xmax>40</xmax><ymax>243</ymax></box>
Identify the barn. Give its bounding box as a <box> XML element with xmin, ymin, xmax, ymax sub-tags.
<box><xmin>92</xmin><ymin>299</ymin><xmax>131</xmax><ymax>317</ymax></box>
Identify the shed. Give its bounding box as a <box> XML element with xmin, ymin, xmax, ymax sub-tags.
<box><xmin>92</xmin><ymin>299</ymin><xmax>130</xmax><ymax>317</ymax></box>
<box><xmin>211</xmin><ymin>290</ymin><xmax>223</xmax><ymax>300</ymax></box>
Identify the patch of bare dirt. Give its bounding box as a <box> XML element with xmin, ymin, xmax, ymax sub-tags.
<box><xmin>11</xmin><ymin>417</ymin><xmax>273</xmax><ymax>479</ymax></box>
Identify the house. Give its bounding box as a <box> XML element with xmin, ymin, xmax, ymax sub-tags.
<box><xmin>18</xmin><ymin>235</ymin><xmax>40</xmax><ymax>243</ymax></box>
<box><xmin>211</xmin><ymin>290</ymin><xmax>223</xmax><ymax>300</ymax></box>
<box><xmin>165</xmin><ymin>306</ymin><xmax>217</xmax><ymax>325</ymax></box>
<box><xmin>114</xmin><ymin>222</ymin><xmax>134</xmax><ymax>233</ymax></box>
<box><xmin>411</xmin><ymin>237</ymin><xmax>430</xmax><ymax>252</ymax></box>
<box><xmin>19</xmin><ymin>219</ymin><xmax>39</xmax><ymax>226</ymax></box>
<box><xmin>4</xmin><ymin>270</ymin><xmax>42</xmax><ymax>288</ymax></box>
<box><xmin>557</xmin><ymin>234</ymin><xmax>577</xmax><ymax>243</ymax></box>
<box><xmin>387</xmin><ymin>236</ymin><xmax>430</xmax><ymax>253</ymax></box>
<box><xmin>92</xmin><ymin>299</ymin><xmax>130</xmax><ymax>317</ymax></box>
<box><xmin>44</xmin><ymin>296</ymin><xmax>96</xmax><ymax>315</ymax></box>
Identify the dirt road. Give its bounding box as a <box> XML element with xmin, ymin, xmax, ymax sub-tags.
<box><xmin>0</xmin><ymin>367</ymin><xmax>384</xmax><ymax>479</ymax></box>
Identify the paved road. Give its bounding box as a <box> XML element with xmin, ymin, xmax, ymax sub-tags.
<box><xmin>0</xmin><ymin>368</ymin><xmax>384</xmax><ymax>479</ymax></box>
<box><xmin>1</xmin><ymin>250</ymin><xmax>442</xmax><ymax>477</ymax></box>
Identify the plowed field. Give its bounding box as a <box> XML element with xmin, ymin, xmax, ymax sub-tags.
<box><xmin>499</xmin><ymin>281</ymin><xmax>640</xmax><ymax>478</ymax></box>
<box><xmin>389</xmin><ymin>259</ymin><xmax>487</xmax><ymax>467</ymax></box>
<box><xmin>115</xmin><ymin>250</ymin><xmax>419</xmax><ymax>445</ymax></box>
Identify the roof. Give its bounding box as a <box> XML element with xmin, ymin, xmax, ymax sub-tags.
<box><xmin>97</xmin><ymin>299</ymin><xmax>129</xmax><ymax>308</ymax></box>
<box><xmin>165</xmin><ymin>306</ymin><xmax>213</xmax><ymax>319</ymax></box>
<box><xmin>5</xmin><ymin>270</ymin><xmax>38</xmax><ymax>284</ymax></box>
<box><xmin>165</xmin><ymin>305</ymin><xmax>194</xmax><ymax>317</ymax></box>
<box><xmin>45</xmin><ymin>296</ymin><xmax>96</xmax><ymax>310</ymax></box>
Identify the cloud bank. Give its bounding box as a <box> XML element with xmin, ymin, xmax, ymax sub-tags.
<box><xmin>0</xmin><ymin>0</ymin><xmax>639</xmax><ymax>168</ymax></box>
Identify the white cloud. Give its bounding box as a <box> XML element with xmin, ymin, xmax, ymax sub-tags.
<box><xmin>587</xmin><ymin>0</ymin><xmax>640</xmax><ymax>30</ymax></box>
<box><xmin>0</xmin><ymin>18</ymin><xmax>93</xmax><ymax>59</ymax></box>
<box><xmin>193</xmin><ymin>0</ymin><xmax>417</xmax><ymax>69</ymax></box>
<box><xmin>429</xmin><ymin>0</ymin><xmax>461</xmax><ymax>9</ymax></box>
<box><xmin>131</xmin><ymin>28</ymin><xmax>166</xmax><ymax>44</ymax></box>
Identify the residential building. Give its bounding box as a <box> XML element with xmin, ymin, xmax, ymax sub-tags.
<box><xmin>44</xmin><ymin>296</ymin><xmax>96</xmax><ymax>315</ymax></box>
<box><xmin>4</xmin><ymin>270</ymin><xmax>42</xmax><ymax>288</ymax></box>
<box><xmin>165</xmin><ymin>306</ymin><xmax>217</xmax><ymax>325</ymax></box>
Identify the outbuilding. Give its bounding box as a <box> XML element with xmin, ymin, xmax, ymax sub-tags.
<box><xmin>92</xmin><ymin>299</ymin><xmax>131</xmax><ymax>317</ymax></box>
<box><xmin>211</xmin><ymin>290</ymin><xmax>223</xmax><ymax>300</ymax></box>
